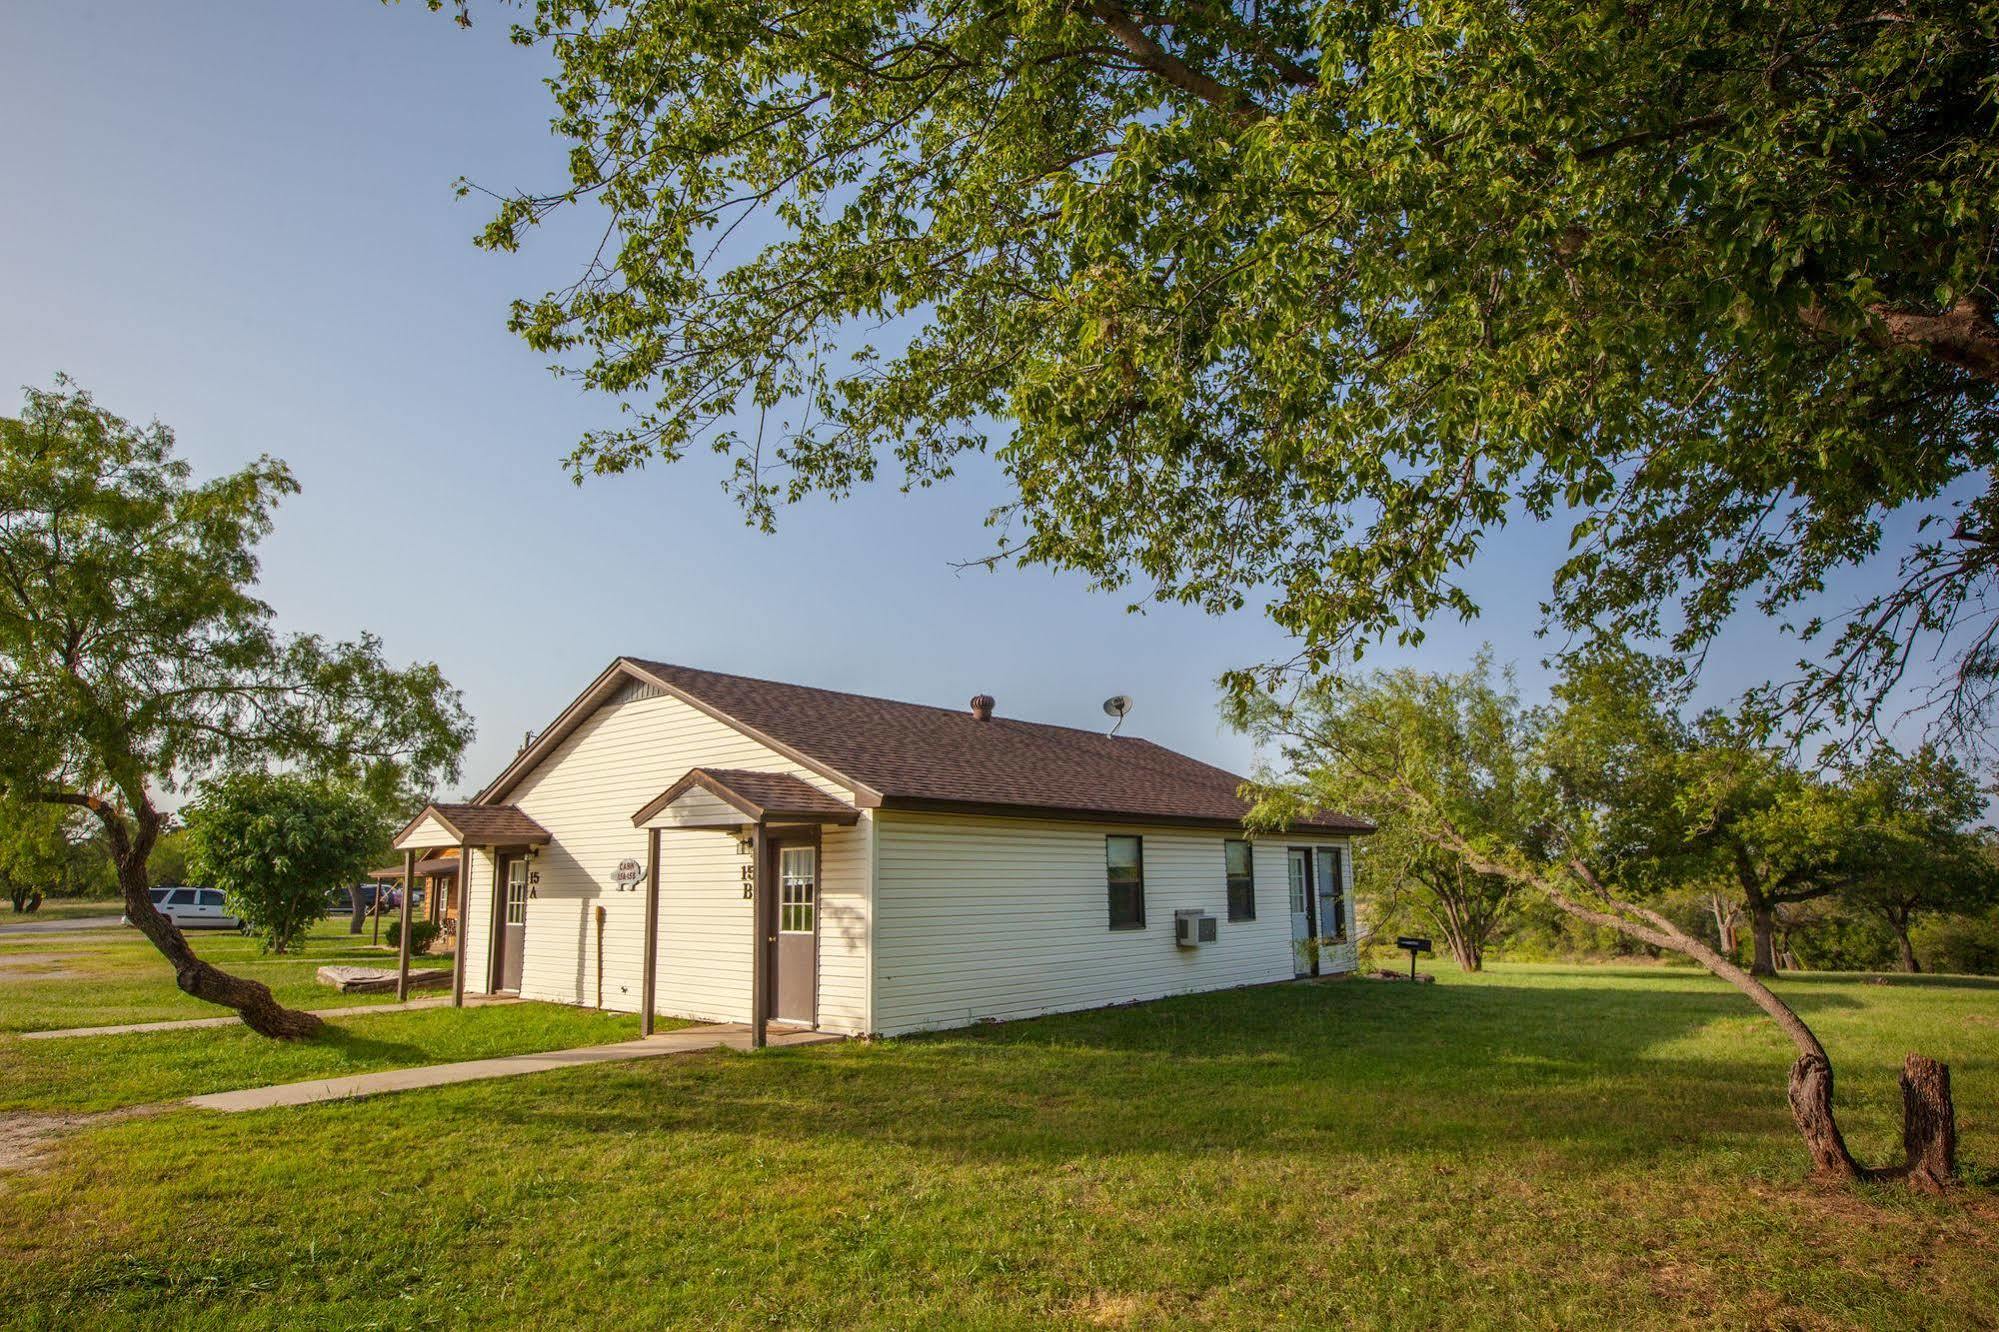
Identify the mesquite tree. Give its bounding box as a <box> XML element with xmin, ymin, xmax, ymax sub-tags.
<box><xmin>431</xmin><ymin>0</ymin><xmax>1999</xmax><ymax>752</ymax></box>
<box><xmin>1239</xmin><ymin>654</ymin><xmax>1958</xmax><ymax>1190</ymax></box>
<box><xmin>0</xmin><ymin>378</ymin><xmax>472</xmax><ymax>1038</ymax></box>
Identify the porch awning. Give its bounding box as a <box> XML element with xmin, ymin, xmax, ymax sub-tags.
<box><xmin>369</xmin><ymin>857</ymin><xmax>460</xmax><ymax>880</ymax></box>
<box><xmin>393</xmin><ymin>802</ymin><xmax>552</xmax><ymax>852</ymax></box>
<box><xmin>631</xmin><ymin>767</ymin><xmax>860</xmax><ymax>830</ymax></box>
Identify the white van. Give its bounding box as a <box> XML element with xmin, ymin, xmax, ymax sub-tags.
<box><xmin>125</xmin><ymin>886</ymin><xmax>241</xmax><ymax>930</ymax></box>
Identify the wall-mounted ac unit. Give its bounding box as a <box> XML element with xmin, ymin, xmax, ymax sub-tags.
<box><xmin>1174</xmin><ymin>909</ymin><xmax>1217</xmax><ymax>948</ymax></box>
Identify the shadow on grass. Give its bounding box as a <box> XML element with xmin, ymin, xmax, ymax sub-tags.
<box><xmin>460</xmin><ymin>975</ymin><xmax>1855</xmax><ymax>1178</ymax></box>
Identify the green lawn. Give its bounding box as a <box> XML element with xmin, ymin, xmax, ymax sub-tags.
<box><xmin>1</xmin><ymin>963</ymin><xmax>1995</xmax><ymax>1328</ymax></box>
<box><xmin>0</xmin><ymin>916</ymin><xmax>455</xmax><ymax>1034</ymax></box>
<box><xmin>2</xmin><ymin>897</ymin><xmax>125</xmax><ymax>922</ymax></box>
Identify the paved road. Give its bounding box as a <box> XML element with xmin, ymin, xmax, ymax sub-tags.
<box><xmin>0</xmin><ymin>914</ymin><xmax>122</xmax><ymax>936</ymax></box>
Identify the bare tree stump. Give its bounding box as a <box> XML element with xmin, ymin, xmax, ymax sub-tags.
<box><xmin>1900</xmin><ymin>1054</ymin><xmax>1956</xmax><ymax>1193</ymax></box>
<box><xmin>1788</xmin><ymin>1053</ymin><xmax>1862</xmax><ymax>1181</ymax></box>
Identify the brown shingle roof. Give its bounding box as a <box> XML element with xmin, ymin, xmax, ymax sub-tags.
<box><xmin>623</xmin><ymin>659</ymin><xmax>1369</xmax><ymax>832</ymax></box>
<box><xmin>632</xmin><ymin>768</ymin><xmax>860</xmax><ymax>827</ymax></box>
<box><xmin>396</xmin><ymin>802</ymin><xmax>552</xmax><ymax>849</ymax></box>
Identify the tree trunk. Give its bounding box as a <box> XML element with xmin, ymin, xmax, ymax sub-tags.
<box><xmin>1707</xmin><ymin>894</ymin><xmax>1739</xmax><ymax>955</ymax></box>
<box><xmin>1787</xmin><ymin>1053</ymin><xmax>1862</xmax><ymax>1182</ymax></box>
<box><xmin>1539</xmin><ymin>869</ymin><xmax>1874</xmax><ymax>1181</ymax></box>
<box><xmin>112</xmin><ymin>846</ymin><xmax>322</xmax><ymax>1040</ymax></box>
<box><xmin>348</xmin><ymin>884</ymin><xmax>366</xmax><ymax>935</ymax></box>
<box><xmin>1749</xmin><ymin>902</ymin><xmax>1779</xmax><ymax>976</ymax></box>
<box><xmin>1442</xmin><ymin>928</ymin><xmax>1483</xmax><ymax>972</ymax></box>
<box><xmin>1892</xmin><ymin>918</ymin><xmax>1921</xmax><ymax>974</ymax></box>
<box><xmin>1900</xmin><ymin>1055</ymin><xmax>1956</xmax><ymax>1193</ymax></box>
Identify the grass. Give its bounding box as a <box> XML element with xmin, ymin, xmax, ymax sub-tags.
<box><xmin>0</xmin><ymin>963</ymin><xmax>1995</xmax><ymax>1328</ymax></box>
<box><xmin>0</xmin><ymin>917</ymin><xmax>650</xmax><ymax>1111</ymax></box>
<box><xmin>2</xmin><ymin>897</ymin><xmax>126</xmax><ymax>922</ymax></box>
<box><xmin>0</xmin><ymin>916</ymin><xmax>455</xmax><ymax>1034</ymax></box>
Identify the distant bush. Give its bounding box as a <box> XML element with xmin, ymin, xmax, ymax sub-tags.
<box><xmin>1911</xmin><ymin>911</ymin><xmax>1999</xmax><ymax>976</ymax></box>
<box><xmin>386</xmin><ymin>919</ymin><xmax>440</xmax><ymax>955</ymax></box>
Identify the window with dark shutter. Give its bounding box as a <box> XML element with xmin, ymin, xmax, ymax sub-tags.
<box><xmin>1224</xmin><ymin>839</ymin><xmax>1255</xmax><ymax>921</ymax></box>
<box><xmin>1106</xmin><ymin>835</ymin><xmax>1145</xmax><ymax>930</ymax></box>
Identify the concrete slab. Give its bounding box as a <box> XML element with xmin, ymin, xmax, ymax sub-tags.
<box><xmin>184</xmin><ymin>1024</ymin><xmax>841</xmax><ymax>1112</ymax></box>
<box><xmin>19</xmin><ymin>994</ymin><xmax>516</xmax><ymax>1041</ymax></box>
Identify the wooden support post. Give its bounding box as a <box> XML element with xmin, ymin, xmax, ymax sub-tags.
<box><xmin>396</xmin><ymin>848</ymin><xmax>416</xmax><ymax>1001</ymax></box>
<box><xmin>451</xmin><ymin>843</ymin><xmax>469</xmax><ymax>1008</ymax></box>
<box><xmin>641</xmin><ymin>826</ymin><xmax>661</xmax><ymax>1037</ymax></box>
<box><xmin>750</xmin><ymin>822</ymin><xmax>769</xmax><ymax>1050</ymax></box>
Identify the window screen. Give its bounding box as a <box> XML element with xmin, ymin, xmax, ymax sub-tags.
<box><xmin>1224</xmin><ymin>840</ymin><xmax>1255</xmax><ymax>921</ymax></box>
<box><xmin>1106</xmin><ymin>835</ymin><xmax>1145</xmax><ymax>930</ymax></box>
<box><xmin>1314</xmin><ymin>847</ymin><xmax>1346</xmax><ymax>938</ymax></box>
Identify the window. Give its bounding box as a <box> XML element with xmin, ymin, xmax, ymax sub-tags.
<box><xmin>166</xmin><ymin>888</ymin><xmax>196</xmax><ymax>906</ymax></box>
<box><xmin>779</xmin><ymin>847</ymin><xmax>816</xmax><ymax>934</ymax></box>
<box><xmin>1314</xmin><ymin>847</ymin><xmax>1346</xmax><ymax>938</ymax></box>
<box><xmin>1224</xmin><ymin>840</ymin><xmax>1255</xmax><ymax>921</ymax></box>
<box><xmin>1106</xmin><ymin>835</ymin><xmax>1145</xmax><ymax>930</ymax></box>
<box><xmin>505</xmin><ymin>859</ymin><xmax>528</xmax><ymax>926</ymax></box>
<box><xmin>149</xmin><ymin>888</ymin><xmax>169</xmax><ymax>903</ymax></box>
<box><xmin>198</xmin><ymin>890</ymin><xmax>225</xmax><ymax>908</ymax></box>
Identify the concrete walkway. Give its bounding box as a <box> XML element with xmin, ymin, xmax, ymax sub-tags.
<box><xmin>20</xmin><ymin>994</ymin><xmax>516</xmax><ymax>1041</ymax></box>
<box><xmin>185</xmin><ymin>1024</ymin><xmax>840</xmax><ymax>1112</ymax></box>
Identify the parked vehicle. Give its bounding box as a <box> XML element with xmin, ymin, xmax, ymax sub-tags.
<box><xmin>330</xmin><ymin>883</ymin><xmax>386</xmax><ymax>915</ymax></box>
<box><xmin>125</xmin><ymin>886</ymin><xmax>240</xmax><ymax>930</ymax></box>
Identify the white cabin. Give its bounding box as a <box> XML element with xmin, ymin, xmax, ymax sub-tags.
<box><xmin>393</xmin><ymin>658</ymin><xmax>1369</xmax><ymax>1040</ymax></box>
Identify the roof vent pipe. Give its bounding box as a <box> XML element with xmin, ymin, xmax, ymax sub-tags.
<box><xmin>969</xmin><ymin>694</ymin><xmax>995</xmax><ymax>722</ymax></box>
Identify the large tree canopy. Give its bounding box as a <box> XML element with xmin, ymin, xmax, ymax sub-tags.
<box><xmin>446</xmin><ymin>0</ymin><xmax>1998</xmax><ymax>743</ymax></box>
<box><xmin>0</xmin><ymin>378</ymin><xmax>472</xmax><ymax>1036</ymax></box>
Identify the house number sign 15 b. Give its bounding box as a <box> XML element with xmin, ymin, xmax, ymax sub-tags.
<box><xmin>612</xmin><ymin>859</ymin><xmax>645</xmax><ymax>892</ymax></box>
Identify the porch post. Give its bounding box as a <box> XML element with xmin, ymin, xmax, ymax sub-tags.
<box><xmin>750</xmin><ymin>821</ymin><xmax>769</xmax><ymax>1049</ymax></box>
<box><xmin>451</xmin><ymin>842</ymin><xmax>469</xmax><ymax>1008</ymax></box>
<box><xmin>396</xmin><ymin>848</ymin><xmax>416</xmax><ymax>1001</ymax></box>
<box><xmin>641</xmin><ymin>826</ymin><xmax>661</xmax><ymax>1037</ymax></box>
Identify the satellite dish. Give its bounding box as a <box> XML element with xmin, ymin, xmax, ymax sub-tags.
<box><xmin>1102</xmin><ymin>695</ymin><xmax>1133</xmax><ymax>736</ymax></box>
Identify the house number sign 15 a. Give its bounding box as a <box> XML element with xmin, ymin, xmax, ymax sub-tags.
<box><xmin>612</xmin><ymin>859</ymin><xmax>645</xmax><ymax>892</ymax></box>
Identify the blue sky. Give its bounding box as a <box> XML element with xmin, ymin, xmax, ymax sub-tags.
<box><xmin>0</xmin><ymin>3</ymin><xmax>1941</xmax><ymax>796</ymax></box>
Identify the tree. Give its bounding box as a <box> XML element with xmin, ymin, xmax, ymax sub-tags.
<box><xmin>0</xmin><ymin>378</ymin><xmax>472</xmax><ymax>1037</ymax></box>
<box><xmin>436</xmin><ymin>0</ymin><xmax>1999</xmax><ymax>750</ymax></box>
<box><xmin>147</xmin><ymin>823</ymin><xmax>191</xmax><ymax>890</ymax></box>
<box><xmin>0</xmin><ymin>799</ymin><xmax>69</xmax><ymax>913</ymax></box>
<box><xmin>183</xmin><ymin>774</ymin><xmax>388</xmax><ymax>955</ymax></box>
<box><xmin>1270</xmin><ymin>656</ymin><xmax>1536</xmax><ymax>971</ymax></box>
<box><xmin>1238</xmin><ymin>652</ymin><xmax>1959</xmax><ymax>1190</ymax></box>
<box><xmin>1836</xmin><ymin>746</ymin><xmax>1999</xmax><ymax>973</ymax></box>
<box><xmin>0</xmin><ymin>797</ymin><xmax>116</xmax><ymax>911</ymax></box>
<box><xmin>1669</xmin><ymin>739</ymin><xmax>1872</xmax><ymax>977</ymax></box>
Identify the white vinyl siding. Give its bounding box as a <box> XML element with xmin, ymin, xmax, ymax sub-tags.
<box><xmin>872</xmin><ymin>812</ymin><xmax>1352</xmax><ymax>1036</ymax></box>
<box><xmin>498</xmin><ymin>687</ymin><xmax>867</xmax><ymax>1030</ymax></box>
<box><xmin>815</xmin><ymin>818</ymin><xmax>869</xmax><ymax>1033</ymax></box>
<box><xmin>460</xmin><ymin>849</ymin><xmax>494</xmax><ymax>990</ymax></box>
<box><xmin>394</xmin><ymin>812</ymin><xmax>461</xmax><ymax>852</ymax></box>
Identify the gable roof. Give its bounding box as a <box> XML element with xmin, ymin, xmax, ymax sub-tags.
<box><xmin>632</xmin><ymin>768</ymin><xmax>861</xmax><ymax>828</ymax></box>
<box><xmin>481</xmin><ymin>658</ymin><xmax>1368</xmax><ymax>833</ymax></box>
<box><xmin>394</xmin><ymin>802</ymin><xmax>551</xmax><ymax>850</ymax></box>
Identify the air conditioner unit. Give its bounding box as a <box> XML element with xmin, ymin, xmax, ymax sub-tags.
<box><xmin>1174</xmin><ymin>909</ymin><xmax>1217</xmax><ymax>948</ymax></box>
